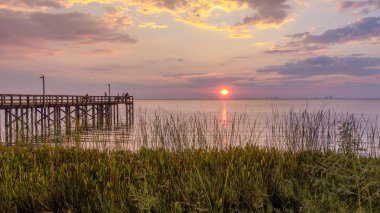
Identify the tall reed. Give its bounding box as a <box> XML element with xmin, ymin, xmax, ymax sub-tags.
<box><xmin>132</xmin><ymin>108</ymin><xmax>380</xmax><ymax>156</ymax></box>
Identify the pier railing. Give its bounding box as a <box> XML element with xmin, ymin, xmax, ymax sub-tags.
<box><xmin>0</xmin><ymin>94</ymin><xmax>133</xmax><ymax>109</ymax></box>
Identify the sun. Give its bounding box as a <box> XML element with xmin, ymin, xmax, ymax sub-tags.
<box><xmin>220</xmin><ymin>88</ymin><xmax>229</xmax><ymax>96</ymax></box>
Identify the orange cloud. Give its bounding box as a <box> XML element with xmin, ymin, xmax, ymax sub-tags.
<box><xmin>66</xmin><ymin>0</ymin><xmax>292</xmax><ymax>38</ymax></box>
<box><xmin>102</xmin><ymin>6</ymin><xmax>132</xmax><ymax>29</ymax></box>
<box><xmin>139</xmin><ymin>22</ymin><xmax>168</xmax><ymax>29</ymax></box>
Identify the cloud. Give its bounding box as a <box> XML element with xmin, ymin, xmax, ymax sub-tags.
<box><xmin>238</xmin><ymin>0</ymin><xmax>291</xmax><ymax>27</ymax></box>
<box><xmin>131</xmin><ymin>0</ymin><xmax>292</xmax><ymax>28</ymax></box>
<box><xmin>264</xmin><ymin>43</ymin><xmax>327</xmax><ymax>54</ymax></box>
<box><xmin>266</xmin><ymin>17</ymin><xmax>380</xmax><ymax>54</ymax></box>
<box><xmin>303</xmin><ymin>17</ymin><xmax>380</xmax><ymax>44</ymax></box>
<box><xmin>102</xmin><ymin>6</ymin><xmax>132</xmax><ymax>29</ymax></box>
<box><xmin>163</xmin><ymin>72</ymin><xmax>210</xmax><ymax>78</ymax></box>
<box><xmin>338</xmin><ymin>0</ymin><xmax>380</xmax><ymax>14</ymax></box>
<box><xmin>82</xmin><ymin>48</ymin><xmax>116</xmax><ymax>56</ymax></box>
<box><xmin>0</xmin><ymin>44</ymin><xmax>63</xmax><ymax>59</ymax></box>
<box><xmin>0</xmin><ymin>0</ymin><xmax>65</xmax><ymax>12</ymax></box>
<box><xmin>67</xmin><ymin>0</ymin><xmax>293</xmax><ymax>38</ymax></box>
<box><xmin>0</xmin><ymin>9</ymin><xmax>136</xmax><ymax>47</ymax></box>
<box><xmin>187</xmin><ymin>76</ymin><xmax>255</xmax><ymax>86</ymax></box>
<box><xmin>259</xmin><ymin>55</ymin><xmax>380</xmax><ymax>77</ymax></box>
<box><xmin>139</xmin><ymin>22</ymin><xmax>168</xmax><ymax>29</ymax></box>
<box><xmin>0</xmin><ymin>0</ymin><xmax>64</xmax><ymax>8</ymax></box>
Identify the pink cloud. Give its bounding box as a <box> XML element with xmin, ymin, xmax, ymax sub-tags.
<box><xmin>0</xmin><ymin>9</ymin><xmax>136</xmax><ymax>47</ymax></box>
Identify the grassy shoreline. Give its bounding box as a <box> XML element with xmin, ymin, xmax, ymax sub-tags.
<box><xmin>1</xmin><ymin>145</ymin><xmax>380</xmax><ymax>212</ymax></box>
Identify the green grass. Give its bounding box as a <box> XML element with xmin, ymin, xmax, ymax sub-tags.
<box><xmin>1</xmin><ymin>145</ymin><xmax>380</xmax><ymax>212</ymax></box>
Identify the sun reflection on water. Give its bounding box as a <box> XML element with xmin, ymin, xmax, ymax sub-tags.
<box><xmin>222</xmin><ymin>101</ymin><xmax>228</xmax><ymax>127</ymax></box>
<box><xmin>222</xmin><ymin>109</ymin><xmax>228</xmax><ymax>127</ymax></box>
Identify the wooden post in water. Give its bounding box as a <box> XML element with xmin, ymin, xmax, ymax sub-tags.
<box><xmin>31</xmin><ymin>107</ymin><xmax>34</xmax><ymax>142</ymax></box>
<box><xmin>75</xmin><ymin>105</ymin><xmax>80</xmax><ymax>130</ymax></box>
<box><xmin>9</xmin><ymin>109</ymin><xmax>13</xmax><ymax>145</ymax></box>
<box><xmin>5</xmin><ymin>109</ymin><xmax>9</xmax><ymax>145</ymax></box>
<box><xmin>84</xmin><ymin>105</ymin><xmax>88</xmax><ymax>129</ymax></box>
<box><xmin>92</xmin><ymin>105</ymin><xmax>96</xmax><ymax>128</ymax></box>
<box><xmin>113</xmin><ymin>104</ymin><xmax>116</xmax><ymax>127</ymax></box>
<box><xmin>116</xmin><ymin>104</ymin><xmax>119</xmax><ymax>127</ymax></box>
<box><xmin>15</xmin><ymin>109</ymin><xmax>19</xmax><ymax>139</ymax></box>
<box><xmin>57</xmin><ymin>107</ymin><xmax>62</xmax><ymax>136</ymax></box>
<box><xmin>34</xmin><ymin>108</ymin><xmax>38</xmax><ymax>142</ymax></box>
<box><xmin>65</xmin><ymin>106</ymin><xmax>71</xmax><ymax>135</ymax></box>
<box><xmin>25</xmin><ymin>107</ymin><xmax>29</xmax><ymax>142</ymax></box>
<box><xmin>106</xmin><ymin>105</ymin><xmax>112</xmax><ymax>127</ymax></box>
<box><xmin>40</xmin><ymin>108</ymin><xmax>44</xmax><ymax>141</ymax></box>
<box><xmin>47</xmin><ymin>107</ymin><xmax>51</xmax><ymax>138</ymax></box>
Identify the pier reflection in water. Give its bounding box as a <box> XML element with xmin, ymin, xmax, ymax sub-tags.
<box><xmin>64</xmin><ymin>125</ymin><xmax>135</xmax><ymax>151</ymax></box>
<box><xmin>0</xmin><ymin>109</ymin><xmax>135</xmax><ymax>150</ymax></box>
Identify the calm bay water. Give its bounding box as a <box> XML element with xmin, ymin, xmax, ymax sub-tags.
<box><xmin>131</xmin><ymin>99</ymin><xmax>380</xmax><ymax>154</ymax></box>
<box><xmin>136</xmin><ymin>99</ymin><xmax>380</xmax><ymax>118</ymax></box>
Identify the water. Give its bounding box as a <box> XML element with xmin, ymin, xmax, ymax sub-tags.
<box><xmin>132</xmin><ymin>99</ymin><xmax>380</xmax><ymax>154</ymax></box>
<box><xmin>2</xmin><ymin>99</ymin><xmax>380</xmax><ymax>155</ymax></box>
<box><xmin>136</xmin><ymin>99</ymin><xmax>380</xmax><ymax>117</ymax></box>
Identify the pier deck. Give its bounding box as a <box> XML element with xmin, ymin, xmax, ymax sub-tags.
<box><xmin>0</xmin><ymin>94</ymin><xmax>133</xmax><ymax>109</ymax></box>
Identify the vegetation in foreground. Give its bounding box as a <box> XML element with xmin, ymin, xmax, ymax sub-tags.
<box><xmin>1</xmin><ymin>145</ymin><xmax>380</xmax><ymax>212</ymax></box>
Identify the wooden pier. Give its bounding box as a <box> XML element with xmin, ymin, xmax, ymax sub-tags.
<box><xmin>0</xmin><ymin>94</ymin><xmax>133</xmax><ymax>144</ymax></box>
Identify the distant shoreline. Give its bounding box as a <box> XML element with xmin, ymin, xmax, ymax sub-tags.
<box><xmin>135</xmin><ymin>98</ymin><xmax>380</xmax><ymax>101</ymax></box>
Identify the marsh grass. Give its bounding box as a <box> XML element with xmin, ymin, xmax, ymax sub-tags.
<box><xmin>1</xmin><ymin>108</ymin><xmax>380</xmax><ymax>211</ymax></box>
<box><xmin>2</xmin><ymin>108</ymin><xmax>380</xmax><ymax>156</ymax></box>
<box><xmin>1</xmin><ymin>145</ymin><xmax>380</xmax><ymax>212</ymax></box>
<box><xmin>132</xmin><ymin>108</ymin><xmax>380</xmax><ymax>156</ymax></box>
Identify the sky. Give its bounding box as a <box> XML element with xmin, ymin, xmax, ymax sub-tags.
<box><xmin>0</xmin><ymin>0</ymin><xmax>380</xmax><ymax>99</ymax></box>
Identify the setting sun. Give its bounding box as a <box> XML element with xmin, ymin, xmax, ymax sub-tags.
<box><xmin>220</xmin><ymin>89</ymin><xmax>230</xmax><ymax>96</ymax></box>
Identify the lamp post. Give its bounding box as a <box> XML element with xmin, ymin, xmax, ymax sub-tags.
<box><xmin>40</xmin><ymin>75</ymin><xmax>45</xmax><ymax>96</ymax></box>
<box><xmin>108</xmin><ymin>84</ymin><xmax>111</xmax><ymax>96</ymax></box>
<box><xmin>40</xmin><ymin>75</ymin><xmax>46</xmax><ymax>113</ymax></box>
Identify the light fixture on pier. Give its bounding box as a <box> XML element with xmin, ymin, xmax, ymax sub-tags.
<box><xmin>40</xmin><ymin>75</ymin><xmax>45</xmax><ymax>96</ymax></box>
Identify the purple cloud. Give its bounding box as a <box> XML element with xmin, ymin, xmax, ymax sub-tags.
<box><xmin>188</xmin><ymin>76</ymin><xmax>253</xmax><ymax>86</ymax></box>
<box><xmin>239</xmin><ymin>0</ymin><xmax>291</xmax><ymax>26</ymax></box>
<box><xmin>266</xmin><ymin>17</ymin><xmax>380</xmax><ymax>54</ymax></box>
<box><xmin>338</xmin><ymin>0</ymin><xmax>380</xmax><ymax>14</ymax></box>
<box><xmin>304</xmin><ymin>17</ymin><xmax>380</xmax><ymax>44</ymax></box>
<box><xmin>259</xmin><ymin>55</ymin><xmax>380</xmax><ymax>76</ymax></box>
<box><xmin>264</xmin><ymin>43</ymin><xmax>327</xmax><ymax>54</ymax></box>
<box><xmin>0</xmin><ymin>0</ymin><xmax>65</xmax><ymax>8</ymax></box>
<box><xmin>0</xmin><ymin>9</ymin><xmax>136</xmax><ymax>47</ymax></box>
